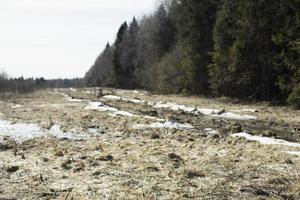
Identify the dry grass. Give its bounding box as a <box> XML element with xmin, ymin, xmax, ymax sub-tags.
<box><xmin>0</xmin><ymin>88</ymin><xmax>299</xmax><ymax>199</ymax></box>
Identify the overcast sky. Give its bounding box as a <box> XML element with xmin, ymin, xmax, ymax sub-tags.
<box><xmin>0</xmin><ymin>0</ymin><xmax>156</xmax><ymax>79</ymax></box>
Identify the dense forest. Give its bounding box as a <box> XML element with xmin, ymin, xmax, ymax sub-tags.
<box><xmin>85</xmin><ymin>0</ymin><xmax>300</xmax><ymax>108</ymax></box>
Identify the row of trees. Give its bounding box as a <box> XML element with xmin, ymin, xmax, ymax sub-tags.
<box><xmin>0</xmin><ymin>71</ymin><xmax>84</xmax><ymax>94</ymax></box>
<box><xmin>85</xmin><ymin>0</ymin><xmax>299</xmax><ymax>108</ymax></box>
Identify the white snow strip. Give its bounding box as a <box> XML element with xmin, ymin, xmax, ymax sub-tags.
<box><xmin>153</xmin><ymin>102</ymin><xmax>197</xmax><ymax>113</ymax></box>
<box><xmin>232</xmin><ymin>109</ymin><xmax>257</xmax><ymax>113</ymax></box>
<box><xmin>152</xmin><ymin>101</ymin><xmax>257</xmax><ymax>120</ymax></box>
<box><xmin>210</xmin><ymin>112</ymin><xmax>257</xmax><ymax>121</ymax></box>
<box><xmin>9</xmin><ymin>103</ymin><xmax>22</xmax><ymax>109</ymax></box>
<box><xmin>232</xmin><ymin>132</ymin><xmax>300</xmax><ymax>147</ymax></box>
<box><xmin>103</xmin><ymin>95</ymin><xmax>122</xmax><ymax>100</ymax></box>
<box><xmin>143</xmin><ymin>116</ymin><xmax>165</xmax><ymax>122</ymax></box>
<box><xmin>197</xmin><ymin>108</ymin><xmax>219</xmax><ymax>115</ymax></box>
<box><xmin>110</xmin><ymin>111</ymin><xmax>134</xmax><ymax>117</ymax></box>
<box><xmin>127</xmin><ymin>98</ymin><xmax>145</xmax><ymax>104</ymax></box>
<box><xmin>70</xmin><ymin>88</ymin><xmax>77</xmax><ymax>92</ymax></box>
<box><xmin>204</xmin><ymin>128</ymin><xmax>219</xmax><ymax>134</ymax></box>
<box><xmin>133</xmin><ymin>120</ymin><xmax>194</xmax><ymax>130</ymax></box>
<box><xmin>103</xmin><ymin>95</ymin><xmax>145</xmax><ymax>104</ymax></box>
<box><xmin>287</xmin><ymin>151</ymin><xmax>300</xmax><ymax>156</ymax></box>
<box><xmin>84</xmin><ymin>102</ymin><xmax>118</xmax><ymax>112</ymax></box>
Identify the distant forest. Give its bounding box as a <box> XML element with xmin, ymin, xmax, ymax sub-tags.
<box><xmin>85</xmin><ymin>0</ymin><xmax>300</xmax><ymax>108</ymax></box>
<box><xmin>0</xmin><ymin>71</ymin><xmax>84</xmax><ymax>94</ymax></box>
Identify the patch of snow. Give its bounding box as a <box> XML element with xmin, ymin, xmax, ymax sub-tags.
<box><xmin>152</xmin><ymin>101</ymin><xmax>256</xmax><ymax>120</ymax></box>
<box><xmin>0</xmin><ymin>120</ymin><xmax>44</xmax><ymax>143</ymax></box>
<box><xmin>232</xmin><ymin>109</ymin><xmax>257</xmax><ymax>113</ymax></box>
<box><xmin>87</xmin><ymin>128</ymin><xmax>98</xmax><ymax>134</ymax></box>
<box><xmin>103</xmin><ymin>95</ymin><xmax>145</xmax><ymax>104</ymax></box>
<box><xmin>204</xmin><ymin>128</ymin><xmax>219</xmax><ymax>134</ymax></box>
<box><xmin>197</xmin><ymin>108</ymin><xmax>219</xmax><ymax>115</ymax></box>
<box><xmin>85</xmin><ymin>102</ymin><xmax>118</xmax><ymax>112</ymax></box>
<box><xmin>127</xmin><ymin>98</ymin><xmax>145</xmax><ymax>104</ymax></box>
<box><xmin>210</xmin><ymin>112</ymin><xmax>257</xmax><ymax>121</ymax></box>
<box><xmin>153</xmin><ymin>102</ymin><xmax>197</xmax><ymax>113</ymax></box>
<box><xmin>48</xmin><ymin>125</ymin><xmax>73</xmax><ymax>139</ymax></box>
<box><xmin>9</xmin><ymin>103</ymin><xmax>22</xmax><ymax>109</ymax></box>
<box><xmin>143</xmin><ymin>116</ymin><xmax>165</xmax><ymax>122</ymax></box>
<box><xmin>0</xmin><ymin>119</ymin><xmax>90</xmax><ymax>143</ymax></box>
<box><xmin>287</xmin><ymin>151</ymin><xmax>300</xmax><ymax>156</ymax></box>
<box><xmin>70</xmin><ymin>88</ymin><xmax>77</xmax><ymax>92</ymax></box>
<box><xmin>232</xmin><ymin>132</ymin><xmax>300</xmax><ymax>147</ymax></box>
<box><xmin>133</xmin><ymin>120</ymin><xmax>194</xmax><ymax>130</ymax></box>
<box><xmin>103</xmin><ymin>95</ymin><xmax>122</xmax><ymax>100</ymax></box>
<box><xmin>110</xmin><ymin>111</ymin><xmax>134</xmax><ymax>117</ymax></box>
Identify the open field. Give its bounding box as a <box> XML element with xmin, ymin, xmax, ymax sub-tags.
<box><xmin>0</xmin><ymin>88</ymin><xmax>300</xmax><ymax>200</ymax></box>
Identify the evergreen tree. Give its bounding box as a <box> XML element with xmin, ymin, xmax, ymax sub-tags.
<box><xmin>210</xmin><ymin>0</ymin><xmax>282</xmax><ymax>100</ymax></box>
<box><xmin>175</xmin><ymin>0</ymin><xmax>220</xmax><ymax>94</ymax></box>
<box><xmin>119</xmin><ymin>18</ymin><xmax>139</xmax><ymax>88</ymax></box>
<box><xmin>113</xmin><ymin>22</ymin><xmax>128</xmax><ymax>88</ymax></box>
<box><xmin>272</xmin><ymin>0</ymin><xmax>300</xmax><ymax>100</ymax></box>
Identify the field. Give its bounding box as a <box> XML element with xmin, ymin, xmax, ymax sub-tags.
<box><xmin>0</xmin><ymin>88</ymin><xmax>300</xmax><ymax>200</ymax></box>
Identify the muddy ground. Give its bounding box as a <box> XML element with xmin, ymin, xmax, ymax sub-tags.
<box><xmin>0</xmin><ymin>88</ymin><xmax>300</xmax><ymax>200</ymax></box>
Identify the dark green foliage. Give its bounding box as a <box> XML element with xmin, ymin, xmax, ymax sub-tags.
<box><xmin>288</xmin><ymin>84</ymin><xmax>300</xmax><ymax>109</ymax></box>
<box><xmin>119</xmin><ymin>18</ymin><xmax>139</xmax><ymax>89</ymax></box>
<box><xmin>84</xmin><ymin>0</ymin><xmax>300</xmax><ymax>108</ymax></box>
<box><xmin>210</xmin><ymin>0</ymin><xmax>283</xmax><ymax>100</ymax></box>
<box><xmin>149</xmin><ymin>45</ymin><xmax>186</xmax><ymax>94</ymax></box>
<box><xmin>175</xmin><ymin>0</ymin><xmax>220</xmax><ymax>94</ymax></box>
<box><xmin>272</xmin><ymin>0</ymin><xmax>300</xmax><ymax>99</ymax></box>
<box><xmin>113</xmin><ymin>22</ymin><xmax>128</xmax><ymax>88</ymax></box>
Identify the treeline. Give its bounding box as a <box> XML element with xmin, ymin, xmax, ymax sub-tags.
<box><xmin>87</xmin><ymin>0</ymin><xmax>299</xmax><ymax>109</ymax></box>
<box><xmin>0</xmin><ymin>71</ymin><xmax>84</xmax><ymax>94</ymax></box>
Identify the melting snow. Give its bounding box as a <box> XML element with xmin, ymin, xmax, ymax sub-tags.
<box><xmin>103</xmin><ymin>95</ymin><xmax>122</xmax><ymax>100</ymax></box>
<box><xmin>84</xmin><ymin>102</ymin><xmax>118</xmax><ymax>112</ymax></box>
<box><xmin>210</xmin><ymin>112</ymin><xmax>257</xmax><ymax>121</ymax></box>
<box><xmin>133</xmin><ymin>120</ymin><xmax>194</xmax><ymax>130</ymax></box>
<box><xmin>127</xmin><ymin>98</ymin><xmax>145</xmax><ymax>104</ymax></box>
<box><xmin>0</xmin><ymin>120</ymin><xmax>44</xmax><ymax>142</ymax></box>
<box><xmin>232</xmin><ymin>109</ymin><xmax>257</xmax><ymax>113</ymax></box>
<box><xmin>286</xmin><ymin>151</ymin><xmax>300</xmax><ymax>156</ymax></box>
<box><xmin>9</xmin><ymin>103</ymin><xmax>22</xmax><ymax>109</ymax></box>
<box><xmin>204</xmin><ymin>128</ymin><xmax>219</xmax><ymax>134</ymax></box>
<box><xmin>152</xmin><ymin>101</ymin><xmax>257</xmax><ymax>120</ymax></box>
<box><xmin>232</xmin><ymin>132</ymin><xmax>300</xmax><ymax>147</ymax></box>
<box><xmin>0</xmin><ymin>120</ymin><xmax>89</xmax><ymax>143</ymax></box>
<box><xmin>103</xmin><ymin>95</ymin><xmax>145</xmax><ymax>104</ymax></box>
<box><xmin>110</xmin><ymin>111</ymin><xmax>134</xmax><ymax>117</ymax></box>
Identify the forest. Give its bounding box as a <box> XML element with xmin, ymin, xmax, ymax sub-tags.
<box><xmin>85</xmin><ymin>0</ymin><xmax>300</xmax><ymax>109</ymax></box>
<box><xmin>0</xmin><ymin>70</ymin><xmax>83</xmax><ymax>94</ymax></box>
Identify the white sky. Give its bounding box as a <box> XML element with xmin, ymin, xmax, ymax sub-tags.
<box><xmin>0</xmin><ymin>0</ymin><xmax>156</xmax><ymax>79</ymax></box>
